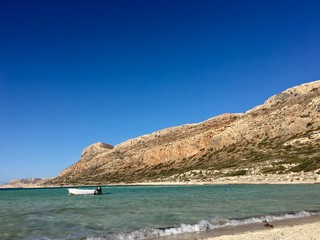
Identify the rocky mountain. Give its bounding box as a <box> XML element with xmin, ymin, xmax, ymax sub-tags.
<box><xmin>47</xmin><ymin>80</ymin><xmax>320</xmax><ymax>185</ymax></box>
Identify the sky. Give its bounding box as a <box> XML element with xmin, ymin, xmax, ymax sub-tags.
<box><xmin>0</xmin><ymin>0</ymin><xmax>319</xmax><ymax>183</ymax></box>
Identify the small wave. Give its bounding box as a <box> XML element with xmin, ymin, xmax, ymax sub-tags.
<box><xmin>87</xmin><ymin>210</ymin><xmax>318</xmax><ymax>240</ymax></box>
<box><xmin>222</xmin><ymin>210</ymin><xmax>315</xmax><ymax>227</ymax></box>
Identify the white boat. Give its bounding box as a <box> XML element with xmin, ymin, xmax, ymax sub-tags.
<box><xmin>68</xmin><ymin>187</ymin><xmax>102</xmax><ymax>195</ymax></box>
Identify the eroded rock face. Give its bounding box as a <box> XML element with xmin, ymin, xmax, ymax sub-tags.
<box><xmin>49</xmin><ymin>80</ymin><xmax>320</xmax><ymax>185</ymax></box>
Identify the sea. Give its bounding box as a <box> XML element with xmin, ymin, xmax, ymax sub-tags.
<box><xmin>1</xmin><ymin>184</ymin><xmax>320</xmax><ymax>240</ymax></box>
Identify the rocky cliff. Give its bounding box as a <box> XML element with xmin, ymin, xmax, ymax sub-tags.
<box><xmin>48</xmin><ymin>80</ymin><xmax>320</xmax><ymax>185</ymax></box>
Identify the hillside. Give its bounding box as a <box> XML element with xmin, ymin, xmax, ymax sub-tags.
<box><xmin>0</xmin><ymin>178</ymin><xmax>46</xmax><ymax>189</ymax></box>
<box><xmin>47</xmin><ymin>80</ymin><xmax>320</xmax><ymax>185</ymax></box>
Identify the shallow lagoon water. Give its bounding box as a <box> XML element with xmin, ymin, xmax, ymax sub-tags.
<box><xmin>0</xmin><ymin>184</ymin><xmax>320</xmax><ymax>239</ymax></box>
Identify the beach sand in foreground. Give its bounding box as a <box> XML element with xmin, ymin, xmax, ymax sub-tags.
<box><xmin>198</xmin><ymin>215</ymin><xmax>320</xmax><ymax>240</ymax></box>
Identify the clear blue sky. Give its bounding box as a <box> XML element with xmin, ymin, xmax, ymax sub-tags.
<box><xmin>0</xmin><ymin>0</ymin><xmax>319</xmax><ymax>183</ymax></box>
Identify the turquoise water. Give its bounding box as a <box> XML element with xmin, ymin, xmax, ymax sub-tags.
<box><xmin>0</xmin><ymin>184</ymin><xmax>320</xmax><ymax>240</ymax></box>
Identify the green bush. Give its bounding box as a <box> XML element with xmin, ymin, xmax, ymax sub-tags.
<box><xmin>289</xmin><ymin>158</ymin><xmax>320</xmax><ymax>172</ymax></box>
<box><xmin>225</xmin><ymin>170</ymin><xmax>247</xmax><ymax>176</ymax></box>
<box><xmin>261</xmin><ymin>165</ymin><xmax>286</xmax><ymax>174</ymax></box>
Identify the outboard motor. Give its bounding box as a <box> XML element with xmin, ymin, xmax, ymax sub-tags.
<box><xmin>95</xmin><ymin>186</ymin><xmax>102</xmax><ymax>195</ymax></box>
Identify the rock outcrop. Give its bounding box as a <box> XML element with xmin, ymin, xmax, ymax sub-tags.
<box><xmin>47</xmin><ymin>80</ymin><xmax>320</xmax><ymax>185</ymax></box>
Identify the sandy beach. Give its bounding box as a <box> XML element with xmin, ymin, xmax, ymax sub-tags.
<box><xmin>199</xmin><ymin>216</ymin><xmax>320</xmax><ymax>240</ymax></box>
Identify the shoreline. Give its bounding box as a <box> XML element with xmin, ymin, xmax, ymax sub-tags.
<box><xmin>115</xmin><ymin>179</ymin><xmax>320</xmax><ymax>186</ymax></box>
<box><xmin>152</xmin><ymin>213</ymin><xmax>320</xmax><ymax>240</ymax></box>
<box><xmin>197</xmin><ymin>214</ymin><xmax>320</xmax><ymax>240</ymax></box>
<box><xmin>1</xmin><ymin>178</ymin><xmax>319</xmax><ymax>189</ymax></box>
<box><xmin>1</xmin><ymin>172</ymin><xmax>319</xmax><ymax>189</ymax></box>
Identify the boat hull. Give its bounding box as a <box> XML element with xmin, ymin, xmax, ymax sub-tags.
<box><xmin>68</xmin><ymin>188</ymin><xmax>97</xmax><ymax>195</ymax></box>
